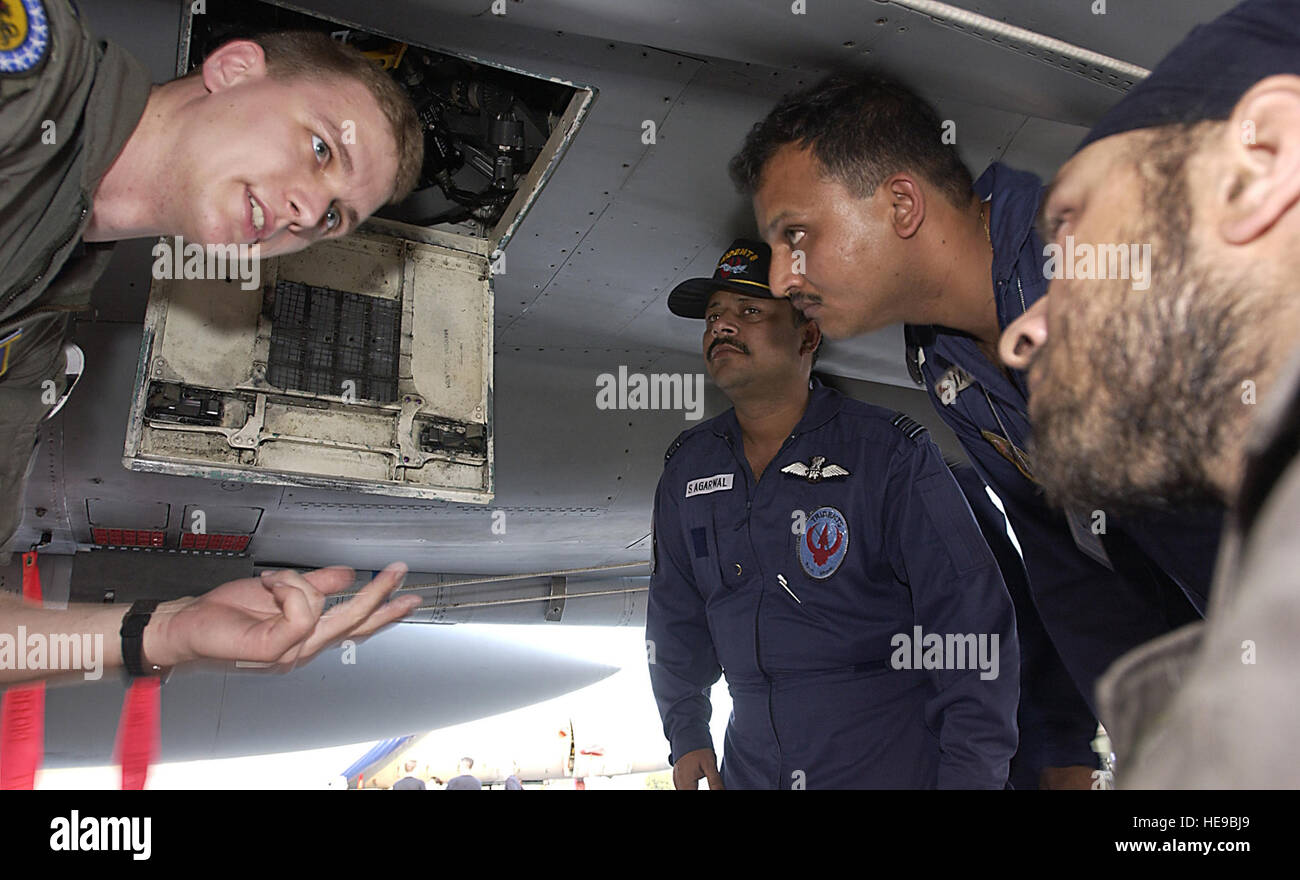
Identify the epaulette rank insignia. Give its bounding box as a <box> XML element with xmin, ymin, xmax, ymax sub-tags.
<box><xmin>891</xmin><ymin>413</ymin><xmax>928</xmax><ymax>441</ymax></box>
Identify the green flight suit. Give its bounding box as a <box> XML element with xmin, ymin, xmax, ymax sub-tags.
<box><xmin>0</xmin><ymin>0</ymin><xmax>151</xmax><ymax>553</ymax></box>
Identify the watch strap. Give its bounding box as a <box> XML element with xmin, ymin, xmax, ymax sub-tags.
<box><xmin>120</xmin><ymin>599</ymin><xmax>162</xmax><ymax>678</ymax></box>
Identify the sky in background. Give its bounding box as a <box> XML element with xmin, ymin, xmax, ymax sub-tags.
<box><xmin>34</xmin><ymin>624</ymin><xmax>733</xmax><ymax>790</ymax></box>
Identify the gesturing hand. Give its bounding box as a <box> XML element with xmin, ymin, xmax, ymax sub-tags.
<box><xmin>144</xmin><ymin>563</ymin><xmax>421</xmax><ymax>671</ymax></box>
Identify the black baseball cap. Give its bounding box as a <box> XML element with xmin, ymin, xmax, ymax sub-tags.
<box><xmin>667</xmin><ymin>238</ymin><xmax>776</xmax><ymax>319</ymax></box>
<box><xmin>1075</xmin><ymin>0</ymin><xmax>1300</xmax><ymax>155</ymax></box>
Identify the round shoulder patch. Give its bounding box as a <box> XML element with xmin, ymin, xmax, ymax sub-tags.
<box><xmin>0</xmin><ymin>0</ymin><xmax>50</xmax><ymax>77</ymax></box>
<box><xmin>798</xmin><ymin>506</ymin><xmax>849</xmax><ymax>579</ymax></box>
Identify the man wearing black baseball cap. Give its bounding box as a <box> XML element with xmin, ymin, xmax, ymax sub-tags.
<box><xmin>666</xmin><ymin>240</ymin><xmax>781</xmax><ymax>319</ymax></box>
<box><xmin>1000</xmin><ymin>0</ymin><xmax>1300</xmax><ymax>787</ymax></box>
<box><xmin>647</xmin><ymin>239</ymin><xmax>1019</xmax><ymax>790</ymax></box>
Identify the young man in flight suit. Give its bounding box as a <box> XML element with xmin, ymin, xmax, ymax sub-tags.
<box><xmin>646</xmin><ymin>240</ymin><xmax>1018</xmax><ymax>789</ymax></box>
<box><xmin>0</xmin><ymin>1</ymin><xmax>426</xmax><ymax>683</ymax></box>
<box><xmin>729</xmin><ymin>73</ymin><xmax>1222</xmax><ymax>786</ymax></box>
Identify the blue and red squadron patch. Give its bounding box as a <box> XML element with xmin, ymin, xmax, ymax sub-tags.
<box><xmin>798</xmin><ymin>506</ymin><xmax>849</xmax><ymax>579</ymax></box>
<box><xmin>0</xmin><ymin>0</ymin><xmax>50</xmax><ymax>76</ymax></box>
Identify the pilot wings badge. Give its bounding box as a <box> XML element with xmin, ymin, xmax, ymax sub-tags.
<box><xmin>780</xmin><ymin>455</ymin><xmax>850</xmax><ymax>483</ymax></box>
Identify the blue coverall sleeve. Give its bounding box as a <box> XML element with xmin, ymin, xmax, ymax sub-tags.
<box><xmin>885</xmin><ymin>435</ymin><xmax>1020</xmax><ymax>789</ymax></box>
<box><xmin>645</xmin><ymin>472</ymin><xmax>722</xmax><ymax>764</ymax></box>
<box><xmin>937</xmin><ymin>393</ymin><xmax>1200</xmax><ymax>717</ymax></box>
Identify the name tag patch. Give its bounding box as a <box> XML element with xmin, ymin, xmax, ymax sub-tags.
<box><xmin>685</xmin><ymin>473</ymin><xmax>734</xmax><ymax>498</ymax></box>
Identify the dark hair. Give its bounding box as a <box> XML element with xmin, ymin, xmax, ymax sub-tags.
<box><xmin>729</xmin><ymin>72</ymin><xmax>974</xmax><ymax>209</ymax></box>
<box><xmin>243</xmin><ymin>31</ymin><xmax>424</xmax><ymax>203</ymax></box>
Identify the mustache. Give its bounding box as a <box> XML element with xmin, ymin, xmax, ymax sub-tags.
<box><xmin>708</xmin><ymin>338</ymin><xmax>748</xmax><ymax>359</ymax></box>
<box><xmin>791</xmin><ymin>294</ymin><xmax>821</xmax><ymax>313</ymax></box>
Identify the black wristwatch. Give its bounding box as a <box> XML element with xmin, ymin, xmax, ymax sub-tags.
<box><xmin>120</xmin><ymin>599</ymin><xmax>167</xmax><ymax>679</ymax></box>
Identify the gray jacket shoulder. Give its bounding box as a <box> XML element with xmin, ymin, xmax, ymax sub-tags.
<box><xmin>1104</xmin><ymin>399</ymin><xmax>1300</xmax><ymax>787</ymax></box>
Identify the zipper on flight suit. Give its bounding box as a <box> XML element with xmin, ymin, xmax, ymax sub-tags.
<box><xmin>0</xmin><ymin>201</ymin><xmax>89</xmax><ymax>317</ymax></box>
<box><xmin>724</xmin><ymin>427</ymin><xmax>802</xmax><ymax>781</ymax></box>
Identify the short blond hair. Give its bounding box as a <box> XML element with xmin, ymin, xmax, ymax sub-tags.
<box><xmin>243</xmin><ymin>31</ymin><xmax>424</xmax><ymax>203</ymax></box>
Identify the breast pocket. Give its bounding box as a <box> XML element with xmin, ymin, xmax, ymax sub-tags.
<box><xmin>681</xmin><ymin>499</ymin><xmax>727</xmax><ymax>602</ymax></box>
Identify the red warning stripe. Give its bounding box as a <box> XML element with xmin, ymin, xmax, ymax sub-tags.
<box><xmin>116</xmin><ymin>679</ymin><xmax>161</xmax><ymax>791</ymax></box>
<box><xmin>1</xmin><ymin>552</ymin><xmax>45</xmax><ymax>789</ymax></box>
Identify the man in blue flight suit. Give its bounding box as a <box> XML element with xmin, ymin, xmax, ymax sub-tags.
<box><xmin>729</xmin><ymin>75</ymin><xmax>1221</xmax><ymax>787</ymax></box>
<box><xmin>646</xmin><ymin>239</ymin><xmax>1018</xmax><ymax>789</ymax></box>
<box><xmin>948</xmin><ymin>462</ymin><xmax>1103</xmax><ymax>790</ymax></box>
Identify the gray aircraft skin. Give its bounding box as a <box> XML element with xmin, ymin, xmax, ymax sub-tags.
<box><xmin>0</xmin><ymin>0</ymin><xmax>1238</xmax><ymax>768</ymax></box>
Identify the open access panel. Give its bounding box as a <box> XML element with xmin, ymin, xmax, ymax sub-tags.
<box><xmin>122</xmin><ymin>0</ymin><xmax>596</xmax><ymax>503</ymax></box>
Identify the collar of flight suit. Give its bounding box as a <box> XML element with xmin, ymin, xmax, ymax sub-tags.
<box><xmin>0</xmin><ymin>1</ymin><xmax>152</xmax><ymax>323</ymax></box>
<box><xmin>973</xmin><ymin>161</ymin><xmax>1049</xmax><ymax>332</ymax></box>
<box><xmin>712</xmin><ymin>378</ymin><xmax>844</xmax><ymax>447</ymax></box>
<box><xmin>70</xmin><ymin>12</ymin><xmax>153</xmax><ymax>258</ymax></box>
<box><xmin>903</xmin><ymin>162</ymin><xmax>1046</xmax><ymax>401</ymax></box>
<box><xmin>81</xmin><ymin>43</ymin><xmax>153</xmax><ymax>208</ymax></box>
